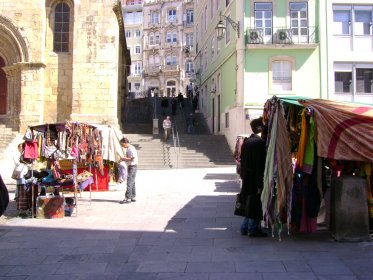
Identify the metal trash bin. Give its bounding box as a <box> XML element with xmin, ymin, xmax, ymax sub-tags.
<box><xmin>330</xmin><ymin>176</ymin><xmax>371</xmax><ymax>242</ymax></box>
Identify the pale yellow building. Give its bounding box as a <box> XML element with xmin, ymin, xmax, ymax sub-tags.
<box><xmin>0</xmin><ymin>0</ymin><xmax>131</xmax><ymax>134</ymax></box>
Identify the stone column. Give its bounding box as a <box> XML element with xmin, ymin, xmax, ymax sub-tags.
<box><xmin>17</xmin><ymin>62</ymin><xmax>46</xmax><ymax>132</ymax></box>
<box><xmin>2</xmin><ymin>65</ymin><xmax>20</xmax><ymax>129</ymax></box>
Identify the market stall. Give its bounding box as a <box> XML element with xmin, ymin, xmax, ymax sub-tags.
<box><xmin>14</xmin><ymin>121</ymin><xmax>125</xmax><ymax>218</ymax></box>
<box><xmin>261</xmin><ymin>96</ymin><xmax>373</xmax><ymax>241</ymax></box>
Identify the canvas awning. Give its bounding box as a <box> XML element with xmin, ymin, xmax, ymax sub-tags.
<box><xmin>281</xmin><ymin>98</ymin><xmax>373</xmax><ymax>162</ymax></box>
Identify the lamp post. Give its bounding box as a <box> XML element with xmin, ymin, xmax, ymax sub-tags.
<box><xmin>215</xmin><ymin>12</ymin><xmax>240</xmax><ymax>40</ymax></box>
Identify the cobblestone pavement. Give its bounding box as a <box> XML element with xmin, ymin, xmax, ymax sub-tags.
<box><xmin>0</xmin><ymin>167</ymin><xmax>372</xmax><ymax>280</ymax></box>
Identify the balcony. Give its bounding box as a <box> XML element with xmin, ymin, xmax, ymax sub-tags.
<box><xmin>246</xmin><ymin>26</ymin><xmax>318</xmax><ymax>48</ymax></box>
<box><xmin>183</xmin><ymin>21</ymin><xmax>194</xmax><ymax>28</ymax></box>
<box><xmin>164</xmin><ymin>64</ymin><xmax>179</xmax><ymax>72</ymax></box>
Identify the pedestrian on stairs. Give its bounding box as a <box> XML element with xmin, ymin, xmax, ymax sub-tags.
<box><xmin>186</xmin><ymin>113</ymin><xmax>195</xmax><ymax>134</ymax></box>
<box><xmin>119</xmin><ymin>137</ymin><xmax>138</xmax><ymax>204</ymax></box>
<box><xmin>162</xmin><ymin>116</ymin><xmax>172</xmax><ymax>141</ymax></box>
<box><xmin>171</xmin><ymin>98</ymin><xmax>177</xmax><ymax>116</ymax></box>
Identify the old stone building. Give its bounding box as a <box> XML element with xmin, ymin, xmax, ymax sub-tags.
<box><xmin>0</xmin><ymin>0</ymin><xmax>130</xmax><ymax>133</ymax></box>
<box><xmin>142</xmin><ymin>0</ymin><xmax>195</xmax><ymax>97</ymax></box>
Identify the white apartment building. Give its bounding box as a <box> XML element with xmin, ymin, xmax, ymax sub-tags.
<box><xmin>324</xmin><ymin>0</ymin><xmax>373</xmax><ymax>104</ymax></box>
<box><xmin>142</xmin><ymin>0</ymin><xmax>195</xmax><ymax>97</ymax></box>
<box><xmin>123</xmin><ymin>0</ymin><xmax>144</xmax><ymax>98</ymax></box>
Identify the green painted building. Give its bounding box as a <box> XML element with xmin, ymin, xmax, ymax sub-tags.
<box><xmin>194</xmin><ymin>0</ymin><xmax>320</xmax><ymax>149</ymax></box>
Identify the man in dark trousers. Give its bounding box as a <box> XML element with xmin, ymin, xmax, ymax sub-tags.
<box><xmin>239</xmin><ymin>117</ymin><xmax>267</xmax><ymax>237</ymax></box>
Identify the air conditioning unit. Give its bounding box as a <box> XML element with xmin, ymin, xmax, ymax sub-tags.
<box><xmin>277</xmin><ymin>29</ymin><xmax>292</xmax><ymax>44</ymax></box>
<box><xmin>248</xmin><ymin>30</ymin><xmax>263</xmax><ymax>44</ymax></box>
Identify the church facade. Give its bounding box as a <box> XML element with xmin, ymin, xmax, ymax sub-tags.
<box><xmin>0</xmin><ymin>0</ymin><xmax>130</xmax><ymax>132</ymax></box>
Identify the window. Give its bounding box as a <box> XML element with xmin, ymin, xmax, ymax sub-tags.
<box><xmin>272</xmin><ymin>61</ymin><xmax>292</xmax><ymax>91</ymax></box>
<box><xmin>149</xmin><ymin>55</ymin><xmax>160</xmax><ymax>68</ymax></box>
<box><xmin>166</xmin><ymin>31</ymin><xmax>177</xmax><ymax>43</ymax></box>
<box><xmin>211</xmin><ymin>38</ymin><xmax>215</xmax><ymax>58</ymax></box>
<box><xmin>125</xmin><ymin>12</ymin><xmax>142</xmax><ymax>24</ymax></box>
<box><xmin>254</xmin><ymin>3</ymin><xmax>273</xmax><ymax>37</ymax></box>
<box><xmin>134</xmin><ymin>83</ymin><xmax>140</xmax><ymax>91</ymax></box>
<box><xmin>333</xmin><ymin>9</ymin><xmax>351</xmax><ymax>35</ymax></box>
<box><xmin>356</xmin><ymin>68</ymin><xmax>373</xmax><ymax>93</ymax></box>
<box><xmin>149</xmin><ymin>32</ymin><xmax>154</xmax><ymax>45</ymax></box>
<box><xmin>335</xmin><ymin>71</ymin><xmax>352</xmax><ymax>93</ymax></box>
<box><xmin>186</xmin><ymin>9</ymin><xmax>194</xmax><ymax>24</ymax></box>
<box><xmin>132</xmin><ymin>61</ymin><xmax>142</xmax><ymax>76</ymax></box>
<box><xmin>185</xmin><ymin>60</ymin><xmax>194</xmax><ymax>73</ymax></box>
<box><xmin>334</xmin><ymin>64</ymin><xmax>373</xmax><ymax>95</ymax></box>
<box><xmin>290</xmin><ymin>2</ymin><xmax>308</xmax><ymax>36</ymax></box>
<box><xmin>204</xmin><ymin>47</ymin><xmax>207</xmax><ymax>70</ymax></box>
<box><xmin>135</xmin><ymin>45</ymin><xmax>141</xmax><ymax>54</ymax></box>
<box><xmin>186</xmin><ymin>33</ymin><xmax>193</xmax><ymax>46</ymax></box>
<box><xmin>211</xmin><ymin>0</ymin><xmax>214</xmax><ymax>18</ymax></box>
<box><xmin>354</xmin><ymin>8</ymin><xmax>372</xmax><ymax>35</ymax></box>
<box><xmin>204</xmin><ymin>6</ymin><xmax>208</xmax><ymax>30</ymax></box>
<box><xmin>149</xmin><ymin>32</ymin><xmax>160</xmax><ymax>45</ymax></box>
<box><xmin>155</xmin><ymin>32</ymin><xmax>160</xmax><ymax>44</ymax></box>
<box><xmin>151</xmin><ymin>11</ymin><xmax>159</xmax><ymax>24</ymax></box>
<box><xmin>225</xmin><ymin>112</ymin><xmax>229</xmax><ymax>128</ymax></box>
<box><xmin>125</xmin><ymin>30</ymin><xmax>131</xmax><ymax>38</ymax></box>
<box><xmin>168</xmin><ymin>9</ymin><xmax>177</xmax><ymax>23</ymax></box>
<box><xmin>226</xmin><ymin>0</ymin><xmax>230</xmax><ymax>7</ymax></box>
<box><xmin>54</xmin><ymin>3</ymin><xmax>70</xmax><ymax>52</ymax></box>
<box><xmin>225</xmin><ymin>17</ymin><xmax>231</xmax><ymax>44</ymax></box>
<box><xmin>166</xmin><ymin>55</ymin><xmax>177</xmax><ymax>65</ymax></box>
<box><xmin>135</xmin><ymin>30</ymin><xmax>141</xmax><ymax>38</ymax></box>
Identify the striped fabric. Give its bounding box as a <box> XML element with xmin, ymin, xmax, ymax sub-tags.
<box><xmin>300</xmin><ymin>99</ymin><xmax>373</xmax><ymax>161</ymax></box>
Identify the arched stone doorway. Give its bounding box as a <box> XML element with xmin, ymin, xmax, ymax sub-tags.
<box><xmin>0</xmin><ymin>15</ymin><xmax>45</xmax><ymax>131</ymax></box>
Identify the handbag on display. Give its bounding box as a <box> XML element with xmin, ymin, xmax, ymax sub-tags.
<box><xmin>234</xmin><ymin>193</ymin><xmax>246</xmax><ymax>217</ymax></box>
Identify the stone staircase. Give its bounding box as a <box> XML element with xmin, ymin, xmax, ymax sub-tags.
<box><xmin>126</xmin><ymin>133</ymin><xmax>235</xmax><ymax>170</ymax></box>
<box><xmin>122</xmin><ymin>95</ymin><xmax>235</xmax><ymax>170</ymax></box>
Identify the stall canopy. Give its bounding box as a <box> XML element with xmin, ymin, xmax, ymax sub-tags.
<box><xmin>290</xmin><ymin>99</ymin><xmax>373</xmax><ymax>162</ymax></box>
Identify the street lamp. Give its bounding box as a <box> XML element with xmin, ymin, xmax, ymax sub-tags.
<box><xmin>215</xmin><ymin>12</ymin><xmax>240</xmax><ymax>40</ymax></box>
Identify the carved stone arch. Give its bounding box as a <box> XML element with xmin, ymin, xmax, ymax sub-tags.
<box><xmin>0</xmin><ymin>15</ymin><xmax>30</xmax><ymax>64</ymax></box>
<box><xmin>46</xmin><ymin>0</ymin><xmax>74</xmax><ymax>13</ymax></box>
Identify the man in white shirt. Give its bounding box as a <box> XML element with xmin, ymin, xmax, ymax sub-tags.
<box><xmin>162</xmin><ymin>116</ymin><xmax>172</xmax><ymax>141</ymax></box>
<box><xmin>119</xmin><ymin>137</ymin><xmax>138</xmax><ymax>204</ymax></box>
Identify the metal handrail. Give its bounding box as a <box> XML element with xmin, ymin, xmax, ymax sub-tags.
<box><xmin>171</xmin><ymin>121</ymin><xmax>180</xmax><ymax>168</ymax></box>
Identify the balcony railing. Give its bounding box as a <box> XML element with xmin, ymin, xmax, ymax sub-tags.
<box><xmin>246</xmin><ymin>26</ymin><xmax>318</xmax><ymax>45</ymax></box>
<box><xmin>183</xmin><ymin>21</ymin><xmax>194</xmax><ymax>28</ymax></box>
<box><xmin>164</xmin><ymin>64</ymin><xmax>179</xmax><ymax>71</ymax></box>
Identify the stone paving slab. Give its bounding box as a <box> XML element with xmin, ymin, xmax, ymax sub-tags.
<box><xmin>0</xmin><ymin>167</ymin><xmax>372</xmax><ymax>279</ymax></box>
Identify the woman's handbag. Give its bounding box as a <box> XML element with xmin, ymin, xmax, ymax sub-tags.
<box><xmin>11</xmin><ymin>163</ymin><xmax>28</xmax><ymax>180</ymax></box>
<box><xmin>234</xmin><ymin>193</ymin><xmax>246</xmax><ymax>217</ymax></box>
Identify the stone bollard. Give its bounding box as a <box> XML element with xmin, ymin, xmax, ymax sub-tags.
<box><xmin>330</xmin><ymin>175</ymin><xmax>371</xmax><ymax>242</ymax></box>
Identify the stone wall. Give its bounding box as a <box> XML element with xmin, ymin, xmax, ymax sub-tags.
<box><xmin>0</xmin><ymin>0</ymin><xmax>127</xmax><ymax>132</ymax></box>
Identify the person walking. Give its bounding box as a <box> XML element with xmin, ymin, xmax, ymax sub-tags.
<box><xmin>162</xmin><ymin>116</ymin><xmax>172</xmax><ymax>141</ymax></box>
<box><xmin>171</xmin><ymin>97</ymin><xmax>177</xmax><ymax>116</ymax></box>
<box><xmin>161</xmin><ymin>98</ymin><xmax>169</xmax><ymax>116</ymax></box>
<box><xmin>239</xmin><ymin>117</ymin><xmax>267</xmax><ymax>237</ymax></box>
<box><xmin>186</xmin><ymin>113</ymin><xmax>195</xmax><ymax>134</ymax></box>
<box><xmin>177</xmin><ymin>92</ymin><xmax>184</xmax><ymax>108</ymax></box>
<box><xmin>119</xmin><ymin>137</ymin><xmax>138</xmax><ymax>204</ymax></box>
